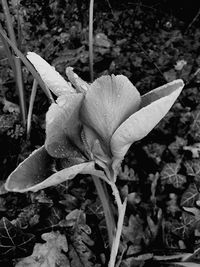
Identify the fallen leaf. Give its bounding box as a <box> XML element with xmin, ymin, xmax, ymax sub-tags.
<box><xmin>16</xmin><ymin>231</ymin><xmax>69</xmax><ymax>267</ymax></box>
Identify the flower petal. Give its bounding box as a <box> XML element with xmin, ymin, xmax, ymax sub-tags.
<box><xmin>5</xmin><ymin>146</ymin><xmax>54</xmax><ymax>192</ymax></box>
<box><xmin>111</xmin><ymin>79</ymin><xmax>184</xmax><ymax>158</ymax></box>
<box><xmin>27</xmin><ymin>52</ymin><xmax>75</xmax><ymax>96</ymax></box>
<box><xmin>45</xmin><ymin>93</ymin><xmax>84</xmax><ymax>158</ymax></box>
<box><xmin>66</xmin><ymin>67</ymin><xmax>90</xmax><ymax>93</ymax></box>
<box><xmin>81</xmin><ymin>75</ymin><xmax>141</xmax><ymax>148</ymax></box>
<box><xmin>5</xmin><ymin>146</ymin><xmax>106</xmax><ymax>193</ymax></box>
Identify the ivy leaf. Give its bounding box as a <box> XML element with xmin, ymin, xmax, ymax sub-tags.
<box><xmin>161</xmin><ymin>162</ymin><xmax>186</xmax><ymax>188</ymax></box>
<box><xmin>0</xmin><ymin>217</ymin><xmax>35</xmax><ymax>259</ymax></box>
<box><xmin>181</xmin><ymin>184</ymin><xmax>200</xmax><ymax>207</ymax></box>
<box><xmin>190</xmin><ymin>110</ymin><xmax>200</xmax><ymax>141</ymax></box>
<box><xmin>168</xmin><ymin>136</ymin><xmax>187</xmax><ymax>158</ymax></box>
<box><xmin>16</xmin><ymin>231</ymin><xmax>69</xmax><ymax>267</ymax></box>
<box><xmin>184</xmin><ymin>159</ymin><xmax>200</xmax><ymax>182</ymax></box>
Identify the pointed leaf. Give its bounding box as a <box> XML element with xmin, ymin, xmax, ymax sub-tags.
<box><xmin>27</xmin><ymin>52</ymin><xmax>75</xmax><ymax>96</ymax></box>
<box><xmin>181</xmin><ymin>184</ymin><xmax>200</xmax><ymax>207</ymax></box>
<box><xmin>45</xmin><ymin>93</ymin><xmax>84</xmax><ymax>158</ymax></box>
<box><xmin>190</xmin><ymin>110</ymin><xmax>200</xmax><ymax>141</ymax></box>
<box><xmin>111</xmin><ymin>79</ymin><xmax>184</xmax><ymax>159</ymax></box>
<box><xmin>161</xmin><ymin>162</ymin><xmax>186</xmax><ymax>188</ymax></box>
<box><xmin>0</xmin><ymin>217</ymin><xmax>35</xmax><ymax>258</ymax></box>
<box><xmin>81</xmin><ymin>74</ymin><xmax>141</xmax><ymax>149</ymax></box>
<box><xmin>184</xmin><ymin>159</ymin><xmax>200</xmax><ymax>182</ymax></box>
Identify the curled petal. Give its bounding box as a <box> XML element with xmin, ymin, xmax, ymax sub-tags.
<box><xmin>27</xmin><ymin>52</ymin><xmax>75</xmax><ymax>96</ymax></box>
<box><xmin>111</xmin><ymin>79</ymin><xmax>184</xmax><ymax>159</ymax></box>
<box><xmin>5</xmin><ymin>146</ymin><xmax>106</xmax><ymax>193</ymax></box>
<box><xmin>81</xmin><ymin>75</ymin><xmax>141</xmax><ymax>148</ymax></box>
<box><xmin>45</xmin><ymin>93</ymin><xmax>84</xmax><ymax>158</ymax></box>
<box><xmin>66</xmin><ymin>67</ymin><xmax>90</xmax><ymax>93</ymax></box>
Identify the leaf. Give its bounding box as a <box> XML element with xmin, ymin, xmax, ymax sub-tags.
<box><xmin>16</xmin><ymin>231</ymin><xmax>69</xmax><ymax>267</ymax></box>
<box><xmin>190</xmin><ymin>110</ymin><xmax>200</xmax><ymax>141</ymax></box>
<box><xmin>0</xmin><ymin>114</ymin><xmax>17</xmax><ymax>134</ymax></box>
<box><xmin>122</xmin><ymin>215</ymin><xmax>145</xmax><ymax>253</ymax></box>
<box><xmin>67</xmin><ymin>210</ymin><xmax>96</xmax><ymax>267</ymax></box>
<box><xmin>174</xmin><ymin>263</ymin><xmax>200</xmax><ymax>267</ymax></box>
<box><xmin>0</xmin><ymin>217</ymin><xmax>35</xmax><ymax>258</ymax></box>
<box><xmin>181</xmin><ymin>183</ymin><xmax>200</xmax><ymax>207</ymax></box>
<box><xmin>161</xmin><ymin>162</ymin><xmax>186</xmax><ymax>188</ymax></box>
<box><xmin>168</xmin><ymin>136</ymin><xmax>187</xmax><ymax>157</ymax></box>
<box><xmin>11</xmin><ymin>204</ymin><xmax>40</xmax><ymax>229</ymax></box>
<box><xmin>184</xmin><ymin>159</ymin><xmax>200</xmax><ymax>182</ymax></box>
<box><xmin>183</xmin><ymin>143</ymin><xmax>200</xmax><ymax>158</ymax></box>
<box><xmin>191</xmin><ymin>110</ymin><xmax>200</xmax><ymax>133</ymax></box>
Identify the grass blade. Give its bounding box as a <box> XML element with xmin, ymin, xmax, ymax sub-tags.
<box><xmin>0</xmin><ymin>28</ymin><xmax>54</xmax><ymax>103</ymax></box>
<box><xmin>0</xmin><ymin>24</ymin><xmax>16</xmax><ymax>76</ymax></box>
<box><xmin>15</xmin><ymin>56</ymin><xmax>26</xmax><ymax>125</ymax></box>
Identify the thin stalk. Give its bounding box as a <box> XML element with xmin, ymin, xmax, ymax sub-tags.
<box><xmin>0</xmin><ymin>29</ymin><xmax>54</xmax><ymax>103</ymax></box>
<box><xmin>108</xmin><ymin>181</ymin><xmax>127</xmax><ymax>267</ymax></box>
<box><xmin>2</xmin><ymin>0</ymin><xmax>27</xmax><ymax>125</ymax></box>
<box><xmin>15</xmin><ymin>56</ymin><xmax>26</xmax><ymax>125</ymax></box>
<box><xmin>1</xmin><ymin>0</ymin><xmax>17</xmax><ymax>45</ymax></box>
<box><xmin>92</xmin><ymin>176</ymin><xmax>116</xmax><ymax>248</ymax></box>
<box><xmin>0</xmin><ymin>24</ymin><xmax>16</xmax><ymax>76</ymax></box>
<box><xmin>27</xmin><ymin>79</ymin><xmax>38</xmax><ymax>138</ymax></box>
<box><xmin>89</xmin><ymin>0</ymin><xmax>94</xmax><ymax>82</ymax></box>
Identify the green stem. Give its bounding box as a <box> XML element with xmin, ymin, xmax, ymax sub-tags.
<box><xmin>89</xmin><ymin>0</ymin><xmax>94</xmax><ymax>82</ymax></box>
<box><xmin>27</xmin><ymin>79</ymin><xmax>38</xmax><ymax>138</ymax></box>
<box><xmin>92</xmin><ymin>176</ymin><xmax>116</xmax><ymax>247</ymax></box>
<box><xmin>108</xmin><ymin>182</ymin><xmax>127</xmax><ymax>267</ymax></box>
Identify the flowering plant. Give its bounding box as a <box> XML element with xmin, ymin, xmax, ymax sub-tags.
<box><xmin>5</xmin><ymin>52</ymin><xmax>184</xmax><ymax>266</ymax></box>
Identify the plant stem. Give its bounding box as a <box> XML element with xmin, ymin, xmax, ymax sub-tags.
<box><xmin>89</xmin><ymin>0</ymin><xmax>94</xmax><ymax>82</ymax></box>
<box><xmin>108</xmin><ymin>182</ymin><xmax>127</xmax><ymax>267</ymax></box>
<box><xmin>0</xmin><ymin>29</ymin><xmax>54</xmax><ymax>103</ymax></box>
<box><xmin>92</xmin><ymin>175</ymin><xmax>116</xmax><ymax>247</ymax></box>
<box><xmin>27</xmin><ymin>79</ymin><xmax>38</xmax><ymax>138</ymax></box>
<box><xmin>2</xmin><ymin>0</ymin><xmax>27</xmax><ymax>125</ymax></box>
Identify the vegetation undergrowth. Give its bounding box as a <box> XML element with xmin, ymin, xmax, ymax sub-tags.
<box><xmin>0</xmin><ymin>1</ymin><xmax>200</xmax><ymax>267</ymax></box>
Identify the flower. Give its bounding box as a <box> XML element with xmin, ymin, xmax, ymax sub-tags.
<box><xmin>5</xmin><ymin>52</ymin><xmax>184</xmax><ymax>192</ymax></box>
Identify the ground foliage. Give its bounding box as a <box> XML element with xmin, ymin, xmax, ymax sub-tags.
<box><xmin>0</xmin><ymin>0</ymin><xmax>200</xmax><ymax>266</ymax></box>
